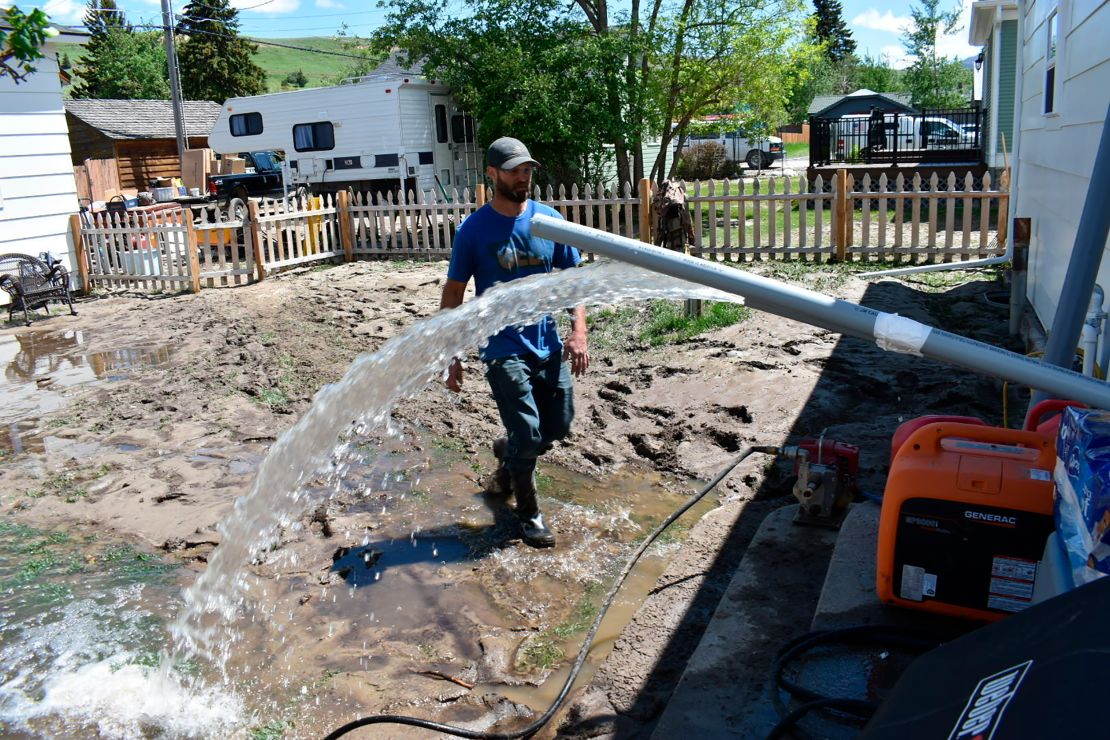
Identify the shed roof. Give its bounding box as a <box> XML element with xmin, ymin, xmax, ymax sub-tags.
<box><xmin>64</xmin><ymin>99</ymin><xmax>222</xmax><ymax>140</ymax></box>
<box><xmin>808</xmin><ymin>89</ymin><xmax>914</xmax><ymax>116</ymax></box>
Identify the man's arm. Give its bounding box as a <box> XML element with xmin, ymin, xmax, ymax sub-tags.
<box><xmin>563</xmin><ymin>305</ymin><xmax>589</xmax><ymax>377</ymax></box>
<box><xmin>441</xmin><ymin>278</ymin><xmax>468</xmax><ymax>391</ymax></box>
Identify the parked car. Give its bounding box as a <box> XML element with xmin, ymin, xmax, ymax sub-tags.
<box><xmin>674</xmin><ymin>127</ymin><xmax>784</xmax><ymax>169</ymax></box>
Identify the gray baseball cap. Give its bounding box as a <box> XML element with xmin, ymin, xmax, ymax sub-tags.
<box><xmin>487</xmin><ymin>137</ymin><xmax>540</xmax><ymax>170</ymax></box>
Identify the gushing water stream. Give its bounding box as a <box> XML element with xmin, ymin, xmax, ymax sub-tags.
<box><xmin>171</xmin><ymin>261</ymin><xmax>738</xmax><ymax>668</ymax></box>
<box><xmin>1</xmin><ymin>261</ymin><xmax>743</xmax><ymax>738</ymax></box>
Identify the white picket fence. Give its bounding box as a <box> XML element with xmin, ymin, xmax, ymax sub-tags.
<box><xmin>686</xmin><ymin>170</ymin><xmax>1008</xmax><ymax>262</ymax></box>
<box><xmin>71</xmin><ymin>170</ymin><xmax>1008</xmax><ymax>294</ymax></box>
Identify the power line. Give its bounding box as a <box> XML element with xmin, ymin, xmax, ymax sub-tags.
<box><xmin>133</xmin><ymin>22</ymin><xmax>375</xmax><ymax>60</ymax></box>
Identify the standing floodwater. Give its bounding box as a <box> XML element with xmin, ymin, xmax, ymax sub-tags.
<box><xmin>171</xmin><ymin>261</ymin><xmax>738</xmax><ymax>667</ymax></box>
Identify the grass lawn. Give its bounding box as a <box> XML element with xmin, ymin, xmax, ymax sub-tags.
<box><xmin>784</xmin><ymin>141</ymin><xmax>809</xmax><ymax>159</ymax></box>
<box><xmin>686</xmin><ymin>177</ymin><xmax>1004</xmax><ymax>248</ymax></box>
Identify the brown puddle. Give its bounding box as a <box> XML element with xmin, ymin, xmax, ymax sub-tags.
<box><xmin>0</xmin><ymin>329</ymin><xmax>175</xmax><ymax>432</ymax></box>
<box><xmin>206</xmin><ymin>440</ymin><xmax>713</xmax><ymax>735</ymax></box>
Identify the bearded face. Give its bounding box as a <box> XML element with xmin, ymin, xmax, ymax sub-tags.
<box><xmin>491</xmin><ymin>165</ymin><xmax>533</xmax><ymax>203</ymax></box>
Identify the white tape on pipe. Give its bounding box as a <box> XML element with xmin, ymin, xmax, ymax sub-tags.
<box><xmin>873</xmin><ymin>312</ymin><xmax>931</xmax><ymax>356</ymax></box>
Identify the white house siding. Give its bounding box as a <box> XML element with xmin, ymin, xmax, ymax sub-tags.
<box><xmin>1016</xmin><ymin>0</ymin><xmax>1110</xmax><ymax>331</ymax></box>
<box><xmin>0</xmin><ymin>44</ymin><xmax>80</xmax><ymax>269</ymax></box>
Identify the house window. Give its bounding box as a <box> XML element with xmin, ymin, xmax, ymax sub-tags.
<box><xmin>1044</xmin><ymin>10</ymin><xmax>1057</xmax><ymax>114</ymax></box>
<box><xmin>293</xmin><ymin>122</ymin><xmax>335</xmax><ymax>152</ymax></box>
<box><xmin>229</xmin><ymin>112</ymin><xmax>263</xmax><ymax>137</ymax></box>
<box><xmin>434</xmin><ymin>105</ymin><xmax>448</xmax><ymax>143</ymax></box>
<box><xmin>451</xmin><ymin>114</ymin><xmax>475</xmax><ymax>143</ymax></box>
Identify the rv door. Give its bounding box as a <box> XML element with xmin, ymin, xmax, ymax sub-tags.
<box><xmin>430</xmin><ymin>94</ymin><xmax>453</xmax><ymax>194</ymax></box>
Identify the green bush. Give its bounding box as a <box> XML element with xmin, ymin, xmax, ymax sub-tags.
<box><xmin>676</xmin><ymin>142</ymin><xmax>727</xmax><ymax>180</ymax></box>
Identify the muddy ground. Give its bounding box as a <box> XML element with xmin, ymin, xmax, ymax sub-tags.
<box><xmin>0</xmin><ymin>257</ymin><xmax>1019</xmax><ymax>738</ymax></box>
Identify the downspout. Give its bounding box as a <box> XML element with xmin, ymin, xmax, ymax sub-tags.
<box><xmin>531</xmin><ymin>214</ymin><xmax>1110</xmax><ymax>410</ymax></box>
<box><xmin>1082</xmin><ymin>285</ymin><xmax>1105</xmax><ymax>377</ymax></box>
<box><xmin>860</xmin><ymin>0</ymin><xmax>1027</xmax><ymax>279</ymax></box>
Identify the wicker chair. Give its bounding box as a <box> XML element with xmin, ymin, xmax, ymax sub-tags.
<box><xmin>0</xmin><ymin>253</ymin><xmax>77</xmax><ymax>326</ymax></box>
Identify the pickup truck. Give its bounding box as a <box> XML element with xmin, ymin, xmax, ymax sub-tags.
<box><xmin>674</xmin><ymin>128</ymin><xmax>785</xmax><ymax>170</ymax></box>
<box><xmin>207</xmin><ymin>150</ymin><xmax>287</xmax><ymax>218</ymax></box>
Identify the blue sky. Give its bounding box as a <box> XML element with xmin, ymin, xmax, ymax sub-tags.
<box><xmin>31</xmin><ymin>0</ymin><xmax>981</xmax><ymax>68</ymax></box>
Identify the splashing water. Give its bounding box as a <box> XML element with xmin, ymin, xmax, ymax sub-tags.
<box><xmin>170</xmin><ymin>260</ymin><xmax>739</xmax><ymax>668</ymax></box>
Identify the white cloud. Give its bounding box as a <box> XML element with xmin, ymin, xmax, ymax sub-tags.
<box><xmin>852</xmin><ymin>9</ymin><xmax>912</xmax><ymax>34</ymax></box>
<box><xmin>862</xmin><ymin>0</ymin><xmax>979</xmax><ymax>63</ymax></box>
<box><xmin>315</xmin><ymin>0</ymin><xmax>344</xmax><ymax>7</ymax></box>
<box><xmin>42</xmin><ymin>0</ymin><xmax>85</xmax><ymax>25</ymax></box>
<box><xmin>231</xmin><ymin>0</ymin><xmax>301</xmax><ymax>14</ymax></box>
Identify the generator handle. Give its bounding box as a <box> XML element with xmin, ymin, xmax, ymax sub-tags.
<box><xmin>1023</xmin><ymin>399</ymin><xmax>1087</xmax><ymax>432</ymax></box>
<box><xmin>901</xmin><ymin>422</ymin><xmax>1056</xmax><ymax>468</ymax></box>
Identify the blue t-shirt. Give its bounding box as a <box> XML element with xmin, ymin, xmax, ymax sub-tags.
<box><xmin>447</xmin><ymin>200</ymin><xmax>581</xmax><ymax>361</ymax></box>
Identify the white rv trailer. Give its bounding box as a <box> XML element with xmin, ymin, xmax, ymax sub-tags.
<box><xmin>208</xmin><ymin>74</ymin><xmax>480</xmax><ymax>198</ymax></box>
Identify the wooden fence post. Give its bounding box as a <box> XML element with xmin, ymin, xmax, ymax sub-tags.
<box><xmin>997</xmin><ymin>167</ymin><xmax>1010</xmax><ymax>249</ymax></box>
<box><xmin>476</xmin><ymin>183</ymin><xmax>487</xmax><ymax>207</ymax></box>
<box><xmin>337</xmin><ymin>189</ymin><xmax>355</xmax><ymax>262</ymax></box>
<box><xmin>247</xmin><ymin>199</ymin><xmax>266</xmax><ymax>282</ymax></box>
<box><xmin>69</xmin><ymin>213</ymin><xmax>90</xmax><ymax>293</ymax></box>
<box><xmin>638</xmin><ymin>178</ymin><xmax>652</xmax><ymax>243</ymax></box>
<box><xmin>183</xmin><ymin>213</ymin><xmax>202</xmax><ymax>293</ymax></box>
<box><xmin>835</xmin><ymin>168</ymin><xmax>848</xmax><ymax>261</ymax></box>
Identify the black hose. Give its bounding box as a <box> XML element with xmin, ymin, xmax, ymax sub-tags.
<box><xmin>767</xmin><ymin>625</ymin><xmax>945</xmax><ymax>739</ymax></box>
<box><xmin>324</xmin><ymin>445</ymin><xmax>779</xmax><ymax>740</ymax></box>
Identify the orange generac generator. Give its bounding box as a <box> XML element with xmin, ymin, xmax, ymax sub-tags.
<box><xmin>876</xmin><ymin>422</ymin><xmax>1056</xmax><ymax>622</ymax></box>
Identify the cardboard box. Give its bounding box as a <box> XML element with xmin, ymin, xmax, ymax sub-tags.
<box><xmin>182</xmin><ymin>148</ymin><xmax>213</xmax><ymax>192</ymax></box>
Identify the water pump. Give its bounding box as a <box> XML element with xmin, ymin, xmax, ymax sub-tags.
<box><xmin>782</xmin><ymin>437</ymin><xmax>860</xmax><ymax>528</ymax></box>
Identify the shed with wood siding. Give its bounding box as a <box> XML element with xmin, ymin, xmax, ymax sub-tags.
<box><xmin>64</xmin><ymin>99</ymin><xmax>219</xmax><ymax>190</ymax></box>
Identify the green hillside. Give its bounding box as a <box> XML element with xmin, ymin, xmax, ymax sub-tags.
<box><xmin>57</xmin><ymin>35</ymin><xmax>372</xmax><ymax>98</ymax></box>
<box><xmin>252</xmin><ymin>36</ymin><xmax>372</xmax><ymax>92</ymax></box>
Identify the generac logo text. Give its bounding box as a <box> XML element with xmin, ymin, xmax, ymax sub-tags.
<box><xmin>949</xmin><ymin>660</ymin><xmax>1032</xmax><ymax>739</ymax></box>
<box><xmin>964</xmin><ymin>511</ymin><xmax>1017</xmax><ymax>525</ymax></box>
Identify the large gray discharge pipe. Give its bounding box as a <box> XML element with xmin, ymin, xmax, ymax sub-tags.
<box><xmin>531</xmin><ymin>214</ymin><xmax>1110</xmax><ymax>411</ymax></box>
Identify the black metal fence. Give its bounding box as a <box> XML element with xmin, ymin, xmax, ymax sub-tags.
<box><xmin>810</xmin><ymin>108</ymin><xmax>986</xmax><ymax>166</ymax></box>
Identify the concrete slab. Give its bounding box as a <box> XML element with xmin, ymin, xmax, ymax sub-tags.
<box><xmin>649</xmin><ymin>504</ymin><xmax>839</xmax><ymax>739</ymax></box>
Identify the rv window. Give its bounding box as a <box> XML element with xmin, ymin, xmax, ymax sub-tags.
<box><xmin>293</xmin><ymin>122</ymin><xmax>335</xmax><ymax>152</ymax></box>
<box><xmin>435</xmin><ymin>105</ymin><xmax>448</xmax><ymax>143</ymax></box>
<box><xmin>451</xmin><ymin>114</ymin><xmax>475</xmax><ymax>143</ymax></box>
<box><xmin>230</xmin><ymin>112</ymin><xmax>263</xmax><ymax>137</ymax></box>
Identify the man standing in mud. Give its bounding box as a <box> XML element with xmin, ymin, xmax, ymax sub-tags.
<box><xmin>440</xmin><ymin>137</ymin><xmax>590</xmax><ymax>549</ymax></box>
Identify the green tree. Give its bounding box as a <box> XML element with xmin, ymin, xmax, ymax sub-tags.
<box><xmin>373</xmin><ymin>0</ymin><xmax>636</xmax><ymax>186</ymax></box>
<box><xmin>73</xmin><ymin>1</ymin><xmax>169</xmax><ymax>99</ymax></box>
<box><xmin>375</xmin><ymin>0</ymin><xmax>816</xmax><ymax>184</ymax></box>
<box><xmin>283</xmin><ymin>69</ymin><xmax>308</xmax><ymax>88</ymax></box>
<box><xmin>176</xmin><ymin>0</ymin><xmax>265</xmax><ymax>102</ymax></box>
<box><xmin>655</xmin><ymin>0</ymin><xmax>820</xmax><ymax>178</ymax></box>
<box><xmin>901</xmin><ymin>0</ymin><xmax>972</xmax><ymax>108</ymax></box>
<box><xmin>856</xmin><ymin>54</ymin><xmax>904</xmax><ymax>93</ymax></box>
<box><xmin>1</xmin><ymin>5</ymin><xmax>56</xmax><ymax>83</ymax></box>
<box><xmin>76</xmin><ymin>29</ymin><xmax>169</xmax><ymax>98</ymax></box>
<box><xmin>812</xmin><ymin>0</ymin><xmax>855</xmax><ymax>63</ymax></box>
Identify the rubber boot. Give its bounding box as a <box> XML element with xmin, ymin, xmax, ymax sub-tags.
<box><xmin>511</xmin><ymin>470</ymin><xmax>556</xmax><ymax>548</ymax></box>
<box><xmin>486</xmin><ymin>437</ymin><xmax>511</xmax><ymax>498</ymax></box>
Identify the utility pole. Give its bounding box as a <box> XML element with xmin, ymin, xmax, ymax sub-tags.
<box><xmin>161</xmin><ymin>0</ymin><xmax>188</xmax><ymax>159</ymax></box>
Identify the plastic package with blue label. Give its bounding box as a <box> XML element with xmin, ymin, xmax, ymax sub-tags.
<box><xmin>1055</xmin><ymin>406</ymin><xmax>1110</xmax><ymax>585</ymax></box>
